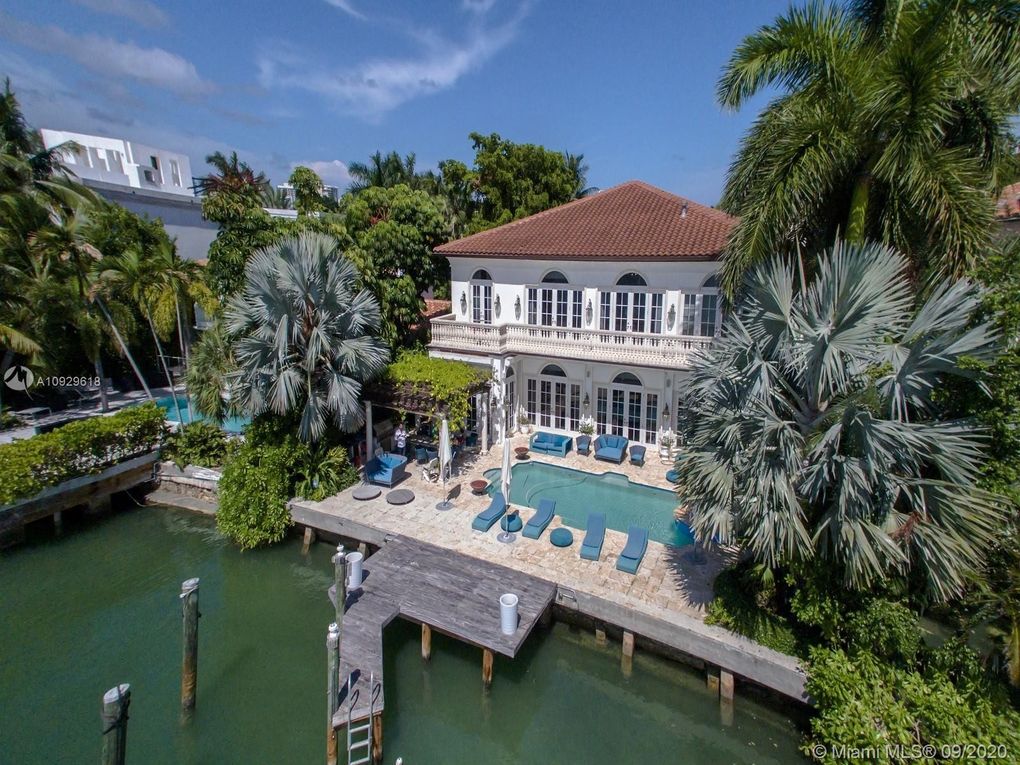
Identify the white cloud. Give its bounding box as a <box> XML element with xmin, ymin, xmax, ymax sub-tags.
<box><xmin>293</xmin><ymin>160</ymin><xmax>353</xmax><ymax>188</ymax></box>
<box><xmin>462</xmin><ymin>0</ymin><xmax>498</xmax><ymax>13</ymax></box>
<box><xmin>70</xmin><ymin>0</ymin><xmax>169</xmax><ymax>29</ymax></box>
<box><xmin>0</xmin><ymin>13</ymin><xmax>215</xmax><ymax>97</ymax></box>
<box><xmin>324</xmin><ymin>0</ymin><xmax>365</xmax><ymax>20</ymax></box>
<box><xmin>258</xmin><ymin>4</ymin><xmax>529</xmax><ymax>119</ymax></box>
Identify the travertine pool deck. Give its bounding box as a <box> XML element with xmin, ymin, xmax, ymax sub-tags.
<box><xmin>291</xmin><ymin>435</ymin><xmax>809</xmax><ymax>703</ymax></box>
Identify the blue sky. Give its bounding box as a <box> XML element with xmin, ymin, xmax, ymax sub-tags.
<box><xmin>0</xmin><ymin>0</ymin><xmax>788</xmax><ymax>205</ymax></box>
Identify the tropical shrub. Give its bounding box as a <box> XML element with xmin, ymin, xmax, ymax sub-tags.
<box><xmin>216</xmin><ymin>439</ymin><xmax>299</xmax><ymax>550</ymax></box>
<box><xmin>0</xmin><ymin>402</ymin><xmax>165</xmax><ymax>504</ymax></box>
<box><xmin>677</xmin><ymin>240</ymin><xmax>1003</xmax><ymax>601</ymax></box>
<box><xmin>295</xmin><ymin>445</ymin><xmax>358</xmax><ymax>502</ymax></box>
<box><xmin>162</xmin><ymin>421</ymin><xmax>231</xmax><ymax>469</ymax></box>
<box><xmin>704</xmin><ymin>563</ymin><xmax>800</xmax><ymax>655</ymax></box>
<box><xmin>225</xmin><ymin>232</ymin><xmax>389</xmax><ymax>443</ymax></box>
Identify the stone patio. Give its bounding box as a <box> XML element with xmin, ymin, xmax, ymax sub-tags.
<box><xmin>303</xmin><ymin>433</ymin><xmax>735</xmax><ymax>622</ymax></box>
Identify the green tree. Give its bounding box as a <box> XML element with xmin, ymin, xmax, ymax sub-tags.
<box><xmin>348</xmin><ymin>150</ymin><xmax>432</xmax><ymax>193</ymax></box>
<box><xmin>716</xmin><ymin>0</ymin><xmax>1020</xmax><ymax>293</ymax></box>
<box><xmin>343</xmin><ymin>184</ymin><xmax>449</xmax><ymax>347</ymax></box>
<box><xmin>287</xmin><ymin>165</ymin><xmax>327</xmax><ymax>215</ymax></box>
<box><xmin>677</xmin><ymin>239</ymin><xmax>1003</xmax><ymax>601</ymax></box>
<box><xmin>184</xmin><ymin>318</ymin><xmax>236</xmax><ymax>423</ymax></box>
<box><xmin>224</xmin><ymin>231</ymin><xmax>389</xmax><ymax>442</ymax></box>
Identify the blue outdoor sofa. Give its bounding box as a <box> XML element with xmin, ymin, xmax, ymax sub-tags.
<box><xmin>616</xmin><ymin>526</ymin><xmax>649</xmax><ymax>574</ymax></box>
<box><xmin>529</xmin><ymin>432</ymin><xmax>572</xmax><ymax>457</ymax></box>
<box><xmin>580</xmin><ymin>513</ymin><xmax>606</xmax><ymax>561</ymax></box>
<box><xmin>522</xmin><ymin>498</ymin><xmax>556</xmax><ymax>539</ymax></box>
<box><xmin>364</xmin><ymin>452</ymin><xmax>409</xmax><ymax>486</ymax></box>
<box><xmin>594</xmin><ymin>434</ymin><xmax>628</xmax><ymax>464</ymax></box>
<box><xmin>472</xmin><ymin>492</ymin><xmax>508</xmax><ymax>532</ymax></box>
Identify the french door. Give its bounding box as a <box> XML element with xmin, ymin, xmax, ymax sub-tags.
<box><xmin>599</xmin><ymin>291</ymin><xmax>663</xmax><ymax>333</ymax></box>
<box><xmin>595</xmin><ymin>386</ymin><xmax>660</xmax><ymax>443</ymax></box>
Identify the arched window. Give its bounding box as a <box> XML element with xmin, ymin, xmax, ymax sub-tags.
<box><xmin>616</xmin><ymin>272</ymin><xmax>647</xmax><ymax>286</ymax></box>
<box><xmin>470</xmin><ymin>269</ymin><xmax>493</xmax><ymax>324</ymax></box>
<box><xmin>505</xmin><ymin>367</ymin><xmax>515</xmax><ymax>377</ymax></box>
<box><xmin>613</xmin><ymin>372</ymin><xmax>642</xmax><ymax>386</ymax></box>
<box><xmin>541</xmin><ymin>364</ymin><xmax>567</xmax><ymax>377</ymax></box>
<box><xmin>541</xmin><ymin>270</ymin><xmax>569</xmax><ymax>284</ymax></box>
<box><xmin>701</xmin><ymin>273</ymin><xmax>721</xmax><ymax>289</ymax></box>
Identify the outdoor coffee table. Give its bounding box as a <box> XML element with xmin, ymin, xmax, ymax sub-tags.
<box><xmin>352</xmin><ymin>485</ymin><xmax>382</xmax><ymax>501</ymax></box>
<box><xmin>386</xmin><ymin>489</ymin><xmax>415</xmax><ymax>505</ymax></box>
<box><xmin>470</xmin><ymin>479</ymin><xmax>489</xmax><ymax>495</ymax></box>
<box><xmin>514</xmin><ymin>446</ymin><xmax>530</xmax><ymax>460</ymax></box>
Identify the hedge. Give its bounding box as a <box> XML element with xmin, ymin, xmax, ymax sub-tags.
<box><xmin>0</xmin><ymin>402</ymin><xmax>167</xmax><ymax>505</ymax></box>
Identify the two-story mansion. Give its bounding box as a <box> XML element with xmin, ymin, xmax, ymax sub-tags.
<box><xmin>428</xmin><ymin>180</ymin><xmax>735</xmax><ymax>448</ymax></box>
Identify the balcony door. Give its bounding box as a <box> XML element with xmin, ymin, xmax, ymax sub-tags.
<box><xmin>525</xmin><ymin>364</ymin><xmax>582</xmax><ymax>431</ymax></box>
<box><xmin>598</xmin><ymin>272</ymin><xmax>664</xmax><ymax>334</ymax></box>
<box><xmin>470</xmin><ymin>269</ymin><xmax>493</xmax><ymax>324</ymax></box>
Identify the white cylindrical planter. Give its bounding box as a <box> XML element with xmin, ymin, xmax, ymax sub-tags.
<box><xmin>500</xmin><ymin>593</ymin><xmax>519</xmax><ymax>635</ymax></box>
<box><xmin>346</xmin><ymin>551</ymin><xmax>364</xmax><ymax>589</ymax></box>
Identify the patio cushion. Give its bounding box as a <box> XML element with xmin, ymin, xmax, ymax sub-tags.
<box><xmin>550</xmin><ymin>528</ymin><xmax>574</xmax><ymax>547</ymax></box>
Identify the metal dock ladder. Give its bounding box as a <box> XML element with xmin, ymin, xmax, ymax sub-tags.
<box><xmin>346</xmin><ymin>672</ymin><xmax>381</xmax><ymax>765</ymax></box>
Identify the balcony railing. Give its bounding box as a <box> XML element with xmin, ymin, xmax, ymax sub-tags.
<box><xmin>429</xmin><ymin>315</ymin><xmax>713</xmax><ymax>369</ymax></box>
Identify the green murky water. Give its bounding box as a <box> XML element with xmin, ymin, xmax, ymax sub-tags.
<box><xmin>0</xmin><ymin>506</ymin><xmax>805</xmax><ymax>763</ymax></box>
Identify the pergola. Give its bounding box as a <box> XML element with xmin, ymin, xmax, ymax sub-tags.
<box><xmin>360</xmin><ymin>374</ymin><xmax>493</xmax><ymax>457</ymax></box>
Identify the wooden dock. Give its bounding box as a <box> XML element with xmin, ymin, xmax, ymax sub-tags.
<box><xmin>329</xmin><ymin>535</ymin><xmax>557</xmax><ymax>728</ymax></box>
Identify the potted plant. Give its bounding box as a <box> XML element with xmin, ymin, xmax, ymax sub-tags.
<box><xmin>517</xmin><ymin>412</ymin><xmax>532</xmax><ymax>435</ymax></box>
<box><xmin>659</xmin><ymin>432</ymin><xmax>675</xmax><ymax>462</ymax></box>
<box><xmin>578</xmin><ymin>418</ymin><xmax>595</xmax><ymax>436</ymax></box>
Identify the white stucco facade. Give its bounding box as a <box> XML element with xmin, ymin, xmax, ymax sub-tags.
<box><xmin>40</xmin><ymin>129</ymin><xmax>194</xmax><ymax>197</ymax></box>
<box><xmin>429</xmin><ymin>256</ymin><xmax>722</xmax><ymax>447</ymax></box>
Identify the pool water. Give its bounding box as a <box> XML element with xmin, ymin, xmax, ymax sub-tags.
<box><xmin>156</xmin><ymin>395</ymin><xmax>250</xmax><ymax>434</ymax></box>
<box><xmin>483</xmin><ymin>461</ymin><xmax>695</xmax><ymax>547</ymax></box>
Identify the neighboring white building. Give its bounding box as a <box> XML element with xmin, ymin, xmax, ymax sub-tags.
<box><xmin>38</xmin><ymin>130</ymin><xmax>216</xmax><ymax>262</ymax></box>
<box><xmin>429</xmin><ymin>181</ymin><xmax>734</xmax><ymax>447</ymax></box>
<box><xmin>40</xmin><ymin>129</ymin><xmax>194</xmax><ymax>196</ymax></box>
<box><xmin>276</xmin><ymin>182</ymin><xmax>341</xmax><ymax>206</ymax></box>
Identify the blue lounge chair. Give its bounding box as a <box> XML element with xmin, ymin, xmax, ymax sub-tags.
<box><xmin>472</xmin><ymin>492</ymin><xmax>507</xmax><ymax>532</ymax></box>
<box><xmin>522</xmin><ymin>498</ymin><xmax>556</xmax><ymax>539</ymax></box>
<box><xmin>580</xmin><ymin>513</ymin><xmax>606</xmax><ymax>561</ymax></box>
<box><xmin>629</xmin><ymin>445</ymin><xmax>646</xmax><ymax>466</ymax></box>
<box><xmin>616</xmin><ymin>526</ymin><xmax>648</xmax><ymax>574</ymax></box>
<box><xmin>576</xmin><ymin>435</ymin><xmax>592</xmax><ymax>456</ymax></box>
<box><xmin>364</xmin><ymin>452</ymin><xmax>409</xmax><ymax>486</ymax></box>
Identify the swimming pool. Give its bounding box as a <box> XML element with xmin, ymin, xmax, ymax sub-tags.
<box><xmin>482</xmin><ymin>461</ymin><xmax>694</xmax><ymax>547</ymax></box>
<box><xmin>155</xmin><ymin>395</ymin><xmax>250</xmax><ymax>435</ymax></box>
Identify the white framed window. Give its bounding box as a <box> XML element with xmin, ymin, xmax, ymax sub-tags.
<box><xmin>526</xmin><ymin>272</ymin><xmax>583</xmax><ymax>329</ymax></box>
<box><xmin>681</xmin><ymin>292</ymin><xmax>721</xmax><ymax>337</ymax></box>
<box><xmin>470</xmin><ymin>269</ymin><xmax>493</xmax><ymax>324</ymax></box>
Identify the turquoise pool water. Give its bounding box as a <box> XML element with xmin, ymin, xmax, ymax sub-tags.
<box><xmin>155</xmin><ymin>396</ymin><xmax>250</xmax><ymax>434</ymax></box>
<box><xmin>483</xmin><ymin>461</ymin><xmax>694</xmax><ymax>547</ymax></box>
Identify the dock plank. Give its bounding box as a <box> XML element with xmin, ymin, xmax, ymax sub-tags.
<box><xmin>332</xmin><ymin>536</ymin><xmax>555</xmax><ymax>727</ymax></box>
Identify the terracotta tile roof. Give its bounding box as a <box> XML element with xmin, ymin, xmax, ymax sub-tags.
<box><xmin>435</xmin><ymin>180</ymin><xmax>735</xmax><ymax>260</ymax></box>
<box><xmin>997</xmin><ymin>182</ymin><xmax>1020</xmax><ymax>219</ymax></box>
<box><xmin>423</xmin><ymin>299</ymin><xmax>452</xmax><ymax>319</ymax></box>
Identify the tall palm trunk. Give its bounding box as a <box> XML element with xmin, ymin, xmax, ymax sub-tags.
<box><xmin>846</xmin><ymin>172</ymin><xmax>872</xmax><ymax>243</ymax></box>
<box><xmin>143</xmin><ymin>305</ymin><xmax>184</xmax><ymax>424</ymax></box>
<box><xmin>175</xmin><ymin>297</ymin><xmax>189</xmax><ymax>366</ymax></box>
<box><xmin>94</xmin><ymin>355</ymin><xmax>109</xmax><ymax>412</ymax></box>
<box><xmin>94</xmin><ymin>297</ymin><xmax>153</xmax><ymax>401</ymax></box>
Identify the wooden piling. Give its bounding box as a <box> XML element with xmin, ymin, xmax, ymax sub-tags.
<box><xmin>706</xmin><ymin>666</ymin><xmax>720</xmax><ymax>695</ymax></box>
<box><xmin>180</xmin><ymin>578</ymin><xmax>199</xmax><ymax>716</ymax></box>
<box><xmin>53</xmin><ymin>510</ymin><xmax>63</xmax><ymax>535</ymax></box>
<box><xmin>301</xmin><ymin>526</ymin><xmax>316</xmax><ymax>555</ymax></box>
<box><xmin>622</xmin><ymin>630</ymin><xmax>634</xmax><ymax>657</ymax></box>
<box><xmin>371</xmin><ymin>714</ymin><xmax>383</xmax><ymax>763</ymax></box>
<box><xmin>720</xmin><ymin>669</ymin><xmax>735</xmax><ymax>701</ymax></box>
<box><xmin>101</xmin><ymin>683</ymin><xmax>131</xmax><ymax>765</ymax></box>
<box><xmin>326</xmin><ymin>622</ymin><xmax>340</xmax><ymax>765</ymax></box>
<box><xmin>333</xmin><ymin>545</ymin><xmax>347</xmax><ymax>633</ymax></box>
<box><xmin>358</xmin><ymin>541</ymin><xmax>368</xmax><ymax>558</ymax></box>
<box><xmin>595</xmin><ymin>626</ymin><xmax>607</xmax><ymax>646</ymax></box>
<box><xmin>482</xmin><ymin>648</ymin><xmax>494</xmax><ymax>689</ymax></box>
<box><xmin>421</xmin><ymin>624</ymin><xmax>432</xmax><ymax>661</ymax></box>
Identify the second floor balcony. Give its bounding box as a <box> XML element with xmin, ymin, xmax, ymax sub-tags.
<box><xmin>429</xmin><ymin>315</ymin><xmax>713</xmax><ymax>370</ymax></box>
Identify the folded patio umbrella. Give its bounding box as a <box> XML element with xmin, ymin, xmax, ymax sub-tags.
<box><xmin>500</xmin><ymin>435</ymin><xmax>513</xmax><ymax>510</ymax></box>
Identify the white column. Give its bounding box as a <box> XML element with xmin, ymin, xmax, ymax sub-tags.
<box><xmin>364</xmin><ymin>400</ymin><xmax>374</xmax><ymax>457</ymax></box>
<box><xmin>481</xmin><ymin>392</ymin><xmax>490</xmax><ymax>454</ymax></box>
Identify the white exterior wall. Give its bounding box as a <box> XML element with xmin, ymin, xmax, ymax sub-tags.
<box><xmin>40</xmin><ymin>129</ymin><xmax>194</xmax><ymax>197</ymax></box>
<box><xmin>447</xmin><ymin>256</ymin><xmax>720</xmax><ymax>334</ymax></box>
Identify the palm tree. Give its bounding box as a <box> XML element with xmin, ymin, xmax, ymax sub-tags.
<box><xmin>565</xmin><ymin>152</ymin><xmax>598</xmax><ymax>199</ymax></box>
<box><xmin>347</xmin><ymin>150</ymin><xmax>427</xmax><ymax>193</ymax></box>
<box><xmin>259</xmin><ymin>184</ymin><xmax>291</xmax><ymax>209</ymax></box>
<box><xmin>185</xmin><ymin>318</ymin><xmax>237</xmax><ymax>423</ymax></box>
<box><xmin>145</xmin><ymin>240</ymin><xmax>216</xmax><ymax>366</ymax></box>
<box><xmin>676</xmin><ymin>239</ymin><xmax>1003</xmax><ymax>602</ymax></box>
<box><xmin>224</xmin><ymin>231</ymin><xmax>389</xmax><ymax>442</ymax></box>
<box><xmin>192</xmin><ymin>151</ymin><xmax>267</xmax><ymax>196</ymax></box>
<box><xmin>716</xmin><ymin>0</ymin><xmax>1020</xmax><ymax>294</ymax></box>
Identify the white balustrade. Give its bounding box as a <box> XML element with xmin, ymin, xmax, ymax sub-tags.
<box><xmin>429</xmin><ymin>315</ymin><xmax>713</xmax><ymax>369</ymax></box>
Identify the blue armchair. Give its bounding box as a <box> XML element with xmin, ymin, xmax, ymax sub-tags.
<box><xmin>594</xmin><ymin>434</ymin><xmax>628</xmax><ymax>464</ymax></box>
<box><xmin>364</xmin><ymin>452</ymin><xmax>409</xmax><ymax>486</ymax></box>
